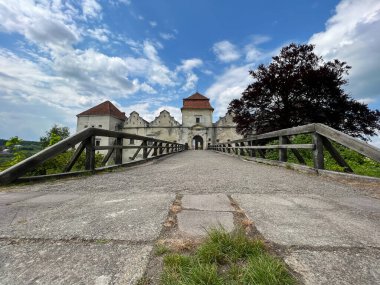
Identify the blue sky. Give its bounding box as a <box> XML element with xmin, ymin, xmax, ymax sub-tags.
<box><xmin>0</xmin><ymin>0</ymin><xmax>379</xmax><ymax>146</ymax></box>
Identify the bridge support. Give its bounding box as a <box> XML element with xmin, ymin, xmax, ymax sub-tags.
<box><xmin>312</xmin><ymin>133</ymin><xmax>324</xmax><ymax>169</ymax></box>
<box><xmin>85</xmin><ymin>136</ymin><xmax>96</xmax><ymax>171</ymax></box>
<box><xmin>279</xmin><ymin>136</ymin><xmax>288</xmax><ymax>162</ymax></box>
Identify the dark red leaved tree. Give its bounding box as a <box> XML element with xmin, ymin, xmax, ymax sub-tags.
<box><xmin>228</xmin><ymin>43</ymin><xmax>380</xmax><ymax>140</ymax></box>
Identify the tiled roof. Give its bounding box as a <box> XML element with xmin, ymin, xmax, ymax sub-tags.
<box><xmin>77</xmin><ymin>101</ymin><xmax>126</xmax><ymax>121</ymax></box>
<box><xmin>184</xmin><ymin>92</ymin><xmax>209</xmax><ymax>100</ymax></box>
<box><xmin>182</xmin><ymin>92</ymin><xmax>214</xmax><ymax>111</ymax></box>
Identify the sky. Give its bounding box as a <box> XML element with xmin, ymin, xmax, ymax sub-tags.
<box><xmin>0</xmin><ymin>0</ymin><xmax>379</xmax><ymax>146</ymax></box>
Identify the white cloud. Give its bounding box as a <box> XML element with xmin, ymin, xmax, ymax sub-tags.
<box><xmin>82</xmin><ymin>0</ymin><xmax>102</xmax><ymax>20</ymax></box>
<box><xmin>0</xmin><ymin>1</ymin><xmax>80</xmax><ymax>48</ymax></box>
<box><xmin>181</xmin><ymin>73</ymin><xmax>199</xmax><ymax>91</ymax></box>
<box><xmin>357</xmin><ymin>98</ymin><xmax>376</xmax><ymax>105</ymax></box>
<box><xmin>309</xmin><ymin>0</ymin><xmax>380</xmax><ymax>103</ymax></box>
<box><xmin>118</xmin><ymin>0</ymin><xmax>131</xmax><ymax>5</ymax></box>
<box><xmin>87</xmin><ymin>27</ymin><xmax>110</xmax><ymax>42</ymax></box>
<box><xmin>212</xmin><ymin>40</ymin><xmax>241</xmax><ymax>62</ymax></box>
<box><xmin>177</xmin><ymin>58</ymin><xmax>203</xmax><ymax>72</ymax></box>
<box><xmin>176</xmin><ymin>58</ymin><xmax>203</xmax><ymax>91</ymax></box>
<box><xmin>149</xmin><ymin>21</ymin><xmax>157</xmax><ymax>27</ymax></box>
<box><xmin>206</xmin><ymin>64</ymin><xmax>252</xmax><ymax>117</ymax></box>
<box><xmin>159</xmin><ymin>32</ymin><xmax>175</xmax><ymax>40</ymax></box>
<box><xmin>369</xmin><ymin>132</ymin><xmax>380</xmax><ymax>148</ymax></box>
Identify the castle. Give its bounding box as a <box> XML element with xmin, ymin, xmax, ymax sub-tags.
<box><xmin>76</xmin><ymin>92</ymin><xmax>242</xmax><ymax>156</ymax></box>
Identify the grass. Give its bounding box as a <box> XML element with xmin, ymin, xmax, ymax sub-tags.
<box><xmin>155</xmin><ymin>244</ymin><xmax>171</xmax><ymax>256</ymax></box>
<box><xmin>160</xmin><ymin>228</ymin><xmax>297</xmax><ymax>285</ymax></box>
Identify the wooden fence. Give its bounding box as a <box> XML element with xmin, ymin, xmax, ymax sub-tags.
<box><xmin>0</xmin><ymin>128</ymin><xmax>185</xmax><ymax>184</ymax></box>
<box><xmin>208</xmin><ymin>123</ymin><xmax>380</xmax><ymax>174</ymax></box>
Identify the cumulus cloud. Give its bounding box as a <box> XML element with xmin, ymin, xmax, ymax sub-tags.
<box><xmin>309</xmin><ymin>0</ymin><xmax>380</xmax><ymax>103</ymax></box>
<box><xmin>181</xmin><ymin>73</ymin><xmax>199</xmax><ymax>91</ymax></box>
<box><xmin>177</xmin><ymin>58</ymin><xmax>203</xmax><ymax>72</ymax></box>
<box><xmin>82</xmin><ymin>0</ymin><xmax>102</xmax><ymax>20</ymax></box>
<box><xmin>0</xmin><ymin>1</ymin><xmax>80</xmax><ymax>48</ymax></box>
<box><xmin>212</xmin><ymin>40</ymin><xmax>241</xmax><ymax>62</ymax></box>
<box><xmin>149</xmin><ymin>21</ymin><xmax>157</xmax><ymax>27</ymax></box>
<box><xmin>175</xmin><ymin>58</ymin><xmax>203</xmax><ymax>91</ymax></box>
<box><xmin>206</xmin><ymin>64</ymin><xmax>253</xmax><ymax>117</ymax></box>
<box><xmin>87</xmin><ymin>27</ymin><xmax>110</xmax><ymax>42</ymax></box>
<box><xmin>205</xmin><ymin>36</ymin><xmax>275</xmax><ymax>117</ymax></box>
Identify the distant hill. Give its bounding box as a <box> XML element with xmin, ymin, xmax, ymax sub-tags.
<box><xmin>0</xmin><ymin>139</ymin><xmax>42</xmax><ymax>150</ymax></box>
<box><xmin>0</xmin><ymin>139</ymin><xmax>43</xmax><ymax>165</ymax></box>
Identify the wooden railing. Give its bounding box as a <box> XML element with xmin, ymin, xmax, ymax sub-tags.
<box><xmin>0</xmin><ymin>128</ymin><xmax>185</xmax><ymax>184</ymax></box>
<box><xmin>208</xmin><ymin>123</ymin><xmax>380</xmax><ymax>175</ymax></box>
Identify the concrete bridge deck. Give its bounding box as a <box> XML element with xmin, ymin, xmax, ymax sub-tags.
<box><xmin>0</xmin><ymin>150</ymin><xmax>379</xmax><ymax>284</ymax></box>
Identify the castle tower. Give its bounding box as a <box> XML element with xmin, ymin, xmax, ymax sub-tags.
<box><xmin>181</xmin><ymin>92</ymin><xmax>214</xmax><ymax>149</ymax></box>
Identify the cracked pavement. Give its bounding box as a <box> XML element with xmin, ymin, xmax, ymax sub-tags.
<box><xmin>0</xmin><ymin>150</ymin><xmax>379</xmax><ymax>284</ymax></box>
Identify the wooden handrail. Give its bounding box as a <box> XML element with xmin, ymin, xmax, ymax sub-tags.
<box><xmin>208</xmin><ymin>123</ymin><xmax>380</xmax><ymax>175</ymax></box>
<box><xmin>314</xmin><ymin>124</ymin><xmax>380</xmax><ymax>162</ymax></box>
<box><xmin>0</xmin><ymin>128</ymin><xmax>185</xmax><ymax>184</ymax></box>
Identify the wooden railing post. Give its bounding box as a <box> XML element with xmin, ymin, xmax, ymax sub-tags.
<box><xmin>247</xmin><ymin>141</ymin><xmax>255</xmax><ymax>157</ymax></box>
<box><xmin>279</xmin><ymin>136</ymin><xmax>287</xmax><ymax>162</ymax></box>
<box><xmin>142</xmin><ymin>140</ymin><xmax>148</xmax><ymax>159</ymax></box>
<box><xmin>312</xmin><ymin>133</ymin><xmax>324</xmax><ymax>169</ymax></box>
<box><xmin>115</xmin><ymin>137</ymin><xmax>123</xmax><ymax>164</ymax></box>
<box><xmin>240</xmin><ymin>142</ymin><xmax>245</xmax><ymax>156</ymax></box>
<box><xmin>85</xmin><ymin>136</ymin><xmax>96</xmax><ymax>171</ymax></box>
<box><xmin>152</xmin><ymin>142</ymin><xmax>158</xmax><ymax>156</ymax></box>
<box><xmin>159</xmin><ymin>143</ymin><xmax>163</xmax><ymax>155</ymax></box>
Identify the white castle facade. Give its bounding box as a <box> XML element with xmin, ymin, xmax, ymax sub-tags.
<box><xmin>76</xmin><ymin>92</ymin><xmax>242</xmax><ymax>161</ymax></box>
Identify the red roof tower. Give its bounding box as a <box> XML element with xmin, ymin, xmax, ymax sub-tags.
<box><xmin>77</xmin><ymin>101</ymin><xmax>126</xmax><ymax>121</ymax></box>
<box><xmin>181</xmin><ymin>92</ymin><xmax>214</xmax><ymax>111</ymax></box>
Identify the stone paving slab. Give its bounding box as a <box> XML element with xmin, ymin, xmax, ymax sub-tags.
<box><xmin>232</xmin><ymin>193</ymin><xmax>380</xmax><ymax>284</ymax></box>
<box><xmin>0</xmin><ymin>192</ymin><xmax>174</xmax><ymax>241</ymax></box>
<box><xmin>232</xmin><ymin>193</ymin><xmax>380</xmax><ymax>247</ymax></box>
<box><xmin>181</xmin><ymin>194</ymin><xmax>234</xmax><ymax>211</ymax></box>
<box><xmin>177</xmin><ymin>210</ymin><xmax>234</xmax><ymax>236</ymax></box>
<box><xmin>285</xmin><ymin>249</ymin><xmax>380</xmax><ymax>285</ymax></box>
<box><xmin>0</xmin><ymin>240</ymin><xmax>152</xmax><ymax>285</ymax></box>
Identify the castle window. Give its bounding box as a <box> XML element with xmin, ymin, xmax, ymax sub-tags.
<box><xmin>84</xmin><ymin>125</ymin><xmax>88</xmax><ymax>128</ymax></box>
<box><xmin>98</xmin><ymin>125</ymin><xmax>102</xmax><ymax>128</ymax></box>
<box><xmin>208</xmin><ymin>138</ymin><xmax>211</xmax><ymax>141</ymax></box>
<box><xmin>95</xmin><ymin>140</ymin><xmax>100</xmax><ymax>146</ymax></box>
<box><xmin>130</xmin><ymin>139</ymin><xmax>134</xmax><ymax>145</ymax></box>
<box><xmin>217</xmin><ymin>139</ymin><xmax>220</xmax><ymax>143</ymax></box>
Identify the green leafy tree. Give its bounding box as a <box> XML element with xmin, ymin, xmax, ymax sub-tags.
<box><xmin>0</xmin><ymin>136</ymin><xmax>26</xmax><ymax>171</ymax></box>
<box><xmin>228</xmin><ymin>43</ymin><xmax>380</xmax><ymax>140</ymax></box>
<box><xmin>5</xmin><ymin>136</ymin><xmax>23</xmax><ymax>150</ymax></box>
<box><xmin>40</xmin><ymin>125</ymin><xmax>70</xmax><ymax>148</ymax></box>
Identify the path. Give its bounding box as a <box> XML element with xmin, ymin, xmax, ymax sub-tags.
<box><xmin>0</xmin><ymin>151</ymin><xmax>379</xmax><ymax>284</ymax></box>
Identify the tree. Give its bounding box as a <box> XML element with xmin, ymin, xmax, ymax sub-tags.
<box><xmin>40</xmin><ymin>125</ymin><xmax>70</xmax><ymax>148</ymax></box>
<box><xmin>228</xmin><ymin>43</ymin><xmax>380</xmax><ymax>140</ymax></box>
<box><xmin>5</xmin><ymin>136</ymin><xmax>23</xmax><ymax>150</ymax></box>
<box><xmin>0</xmin><ymin>136</ymin><xmax>26</xmax><ymax>171</ymax></box>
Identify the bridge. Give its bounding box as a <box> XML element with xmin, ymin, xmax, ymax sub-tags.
<box><xmin>0</xmin><ymin>124</ymin><xmax>379</xmax><ymax>284</ymax></box>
